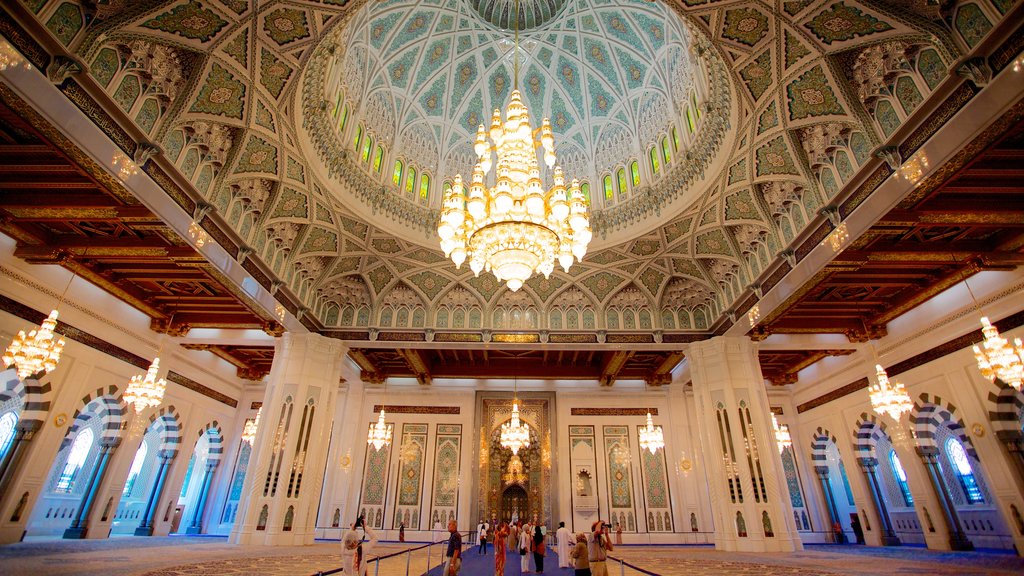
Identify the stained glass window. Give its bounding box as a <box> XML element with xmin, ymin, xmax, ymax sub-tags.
<box><xmin>354</xmin><ymin>125</ymin><xmax>362</xmax><ymax>151</ymax></box>
<box><xmin>373</xmin><ymin>145</ymin><xmax>384</xmax><ymax>173</ymax></box>
<box><xmin>672</xmin><ymin>127</ymin><xmax>680</xmax><ymax>151</ymax></box>
<box><xmin>661</xmin><ymin>136</ymin><xmax>672</xmax><ymax>164</ymax></box>
<box><xmin>630</xmin><ymin>161</ymin><xmax>640</xmax><ymax>186</ymax></box>
<box><xmin>650</xmin><ymin>147</ymin><xmax>660</xmax><ymax>174</ymax></box>
<box><xmin>56</xmin><ymin>428</ymin><xmax>93</xmax><ymax>494</ymax></box>
<box><xmin>361</xmin><ymin>134</ymin><xmax>373</xmax><ymax>163</ymax></box>
<box><xmin>603</xmin><ymin>175</ymin><xmax>613</xmax><ymax>201</ymax></box>
<box><xmin>419</xmin><ymin>173</ymin><xmax>430</xmax><ymax>201</ymax></box>
<box><xmin>0</xmin><ymin>412</ymin><xmax>16</xmax><ymax>463</ymax></box>
<box><xmin>581</xmin><ymin>182</ymin><xmax>591</xmax><ymax>204</ymax></box>
<box><xmin>946</xmin><ymin>438</ymin><xmax>983</xmax><ymax>504</ymax></box>
<box><xmin>616</xmin><ymin>168</ymin><xmax>627</xmax><ymax>196</ymax></box>
<box><xmin>340</xmin><ymin>105</ymin><xmax>349</xmax><ymax>131</ymax></box>
<box><xmin>686</xmin><ymin>108</ymin><xmax>695</xmax><ymax>134</ymax></box>
<box><xmin>122</xmin><ymin>441</ymin><xmax>148</xmax><ymax>497</ymax></box>
<box><xmin>889</xmin><ymin>449</ymin><xmax>913</xmax><ymax>506</ymax></box>
<box><xmin>393</xmin><ymin>161</ymin><xmax>403</xmax><ymax>187</ymax></box>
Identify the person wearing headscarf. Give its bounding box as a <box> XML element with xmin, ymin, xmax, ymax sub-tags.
<box><xmin>532</xmin><ymin>524</ymin><xmax>546</xmax><ymax>572</ymax></box>
<box><xmin>341</xmin><ymin>515</ymin><xmax>378</xmax><ymax>576</ymax></box>
<box><xmin>518</xmin><ymin>520</ymin><xmax>533</xmax><ymax>573</ymax></box>
<box><xmin>570</xmin><ymin>532</ymin><xmax>591</xmax><ymax>576</ymax></box>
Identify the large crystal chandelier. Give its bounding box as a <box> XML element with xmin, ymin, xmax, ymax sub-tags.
<box><xmin>241</xmin><ymin>407</ymin><xmax>262</xmax><ymax>445</ymax></box>
<box><xmin>500</xmin><ymin>401</ymin><xmax>531</xmax><ymax>455</ymax></box>
<box><xmin>437</xmin><ymin>0</ymin><xmax>591</xmax><ymax>292</ymax></box>
<box><xmin>368</xmin><ymin>407</ymin><xmax>392</xmax><ymax>451</ymax></box>
<box><xmin>868</xmin><ymin>364</ymin><xmax>913</xmax><ymax>420</ymax></box>
<box><xmin>3</xmin><ymin>310</ymin><xmax>66</xmax><ymax>381</ymax></box>
<box><xmin>772</xmin><ymin>414</ymin><xmax>792</xmax><ymax>454</ymax></box>
<box><xmin>123</xmin><ymin>357</ymin><xmax>167</xmax><ymax>414</ymax></box>
<box><xmin>973</xmin><ymin>317</ymin><xmax>1024</xmax><ymax>391</ymax></box>
<box><xmin>638</xmin><ymin>411</ymin><xmax>664</xmax><ymax>455</ymax></box>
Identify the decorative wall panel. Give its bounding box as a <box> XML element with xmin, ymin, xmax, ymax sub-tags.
<box><xmin>638</xmin><ymin>427</ymin><xmax>673</xmax><ymax>532</ymax></box>
<box><xmin>394</xmin><ymin>423</ymin><xmax>427</xmax><ymax>529</ymax></box>
<box><xmin>359</xmin><ymin>422</ymin><xmax>394</xmax><ymax>529</ymax></box>
<box><xmin>430</xmin><ymin>424</ymin><xmax>461</xmax><ymax>528</ymax></box>
<box><xmin>603</xmin><ymin>425</ymin><xmax>636</xmax><ymax>532</ymax></box>
<box><xmin>570</xmin><ymin>425</ymin><xmax>598</xmax><ymax>532</ymax></box>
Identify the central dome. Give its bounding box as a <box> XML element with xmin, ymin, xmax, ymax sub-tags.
<box><xmin>470</xmin><ymin>0</ymin><xmax>568</xmax><ymax>30</ymax></box>
<box><xmin>303</xmin><ymin>0</ymin><xmax>728</xmax><ymax>247</ymax></box>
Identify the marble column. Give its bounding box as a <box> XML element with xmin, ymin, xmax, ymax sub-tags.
<box><xmin>185</xmin><ymin>461</ymin><xmax>217</xmax><ymax>534</ymax></box>
<box><xmin>229</xmin><ymin>333</ymin><xmax>346</xmax><ymax>546</ymax></box>
<box><xmin>135</xmin><ymin>455</ymin><xmax>172</xmax><ymax>536</ymax></box>
<box><xmin>63</xmin><ymin>444</ymin><xmax>116</xmax><ymax>539</ymax></box>
<box><xmin>995</xmin><ymin>432</ymin><xmax>1024</xmax><ymax>487</ymax></box>
<box><xmin>917</xmin><ymin>447</ymin><xmax>973</xmax><ymax>551</ymax></box>
<box><xmin>688</xmin><ymin>336</ymin><xmax>802</xmax><ymax>552</ymax></box>
<box><xmin>858</xmin><ymin>458</ymin><xmax>901</xmax><ymax>546</ymax></box>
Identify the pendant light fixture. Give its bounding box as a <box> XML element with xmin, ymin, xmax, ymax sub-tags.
<box><xmin>367</xmin><ymin>380</ymin><xmax>392</xmax><ymax>451</ymax></box>
<box><xmin>241</xmin><ymin>406</ymin><xmax>262</xmax><ymax>445</ymax></box>
<box><xmin>500</xmin><ymin>367</ymin><xmax>530</xmax><ymax>455</ymax></box>
<box><xmin>638</xmin><ymin>410</ymin><xmax>664</xmax><ymax>455</ymax></box>
<box><xmin>772</xmin><ymin>413</ymin><xmax>792</xmax><ymax>454</ymax></box>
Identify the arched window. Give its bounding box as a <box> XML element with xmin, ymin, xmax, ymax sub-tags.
<box><xmin>602</xmin><ymin>175</ymin><xmax>613</xmax><ymax>201</ymax></box>
<box><xmin>671</xmin><ymin>127</ymin><xmax>680</xmax><ymax>151</ymax></box>
<box><xmin>0</xmin><ymin>412</ymin><xmax>17</xmax><ymax>462</ymax></box>
<box><xmin>661</xmin><ymin>136</ymin><xmax>672</xmax><ymax>164</ymax></box>
<box><xmin>616</xmin><ymin>168</ymin><xmax>627</xmax><ymax>196</ymax></box>
<box><xmin>685</xmin><ymin>107</ymin><xmax>695</xmax><ymax>134</ymax></box>
<box><xmin>630</xmin><ymin>160</ymin><xmax>640</xmax><ymax>186</ymax></box>
<box><xmin>692</xmin><ymin>92</ymin><xmax>701</xmax><ymax>119</ymax></box>
<box><xmin>333</xmin><ymin>93</ymin><xmax>343</xmax><ymax>118</ymax></box>
<box><xmin>354</xmin><ymin>125</ymin><xmax>362</xmax><ymax>151</ymax></box>
<box><xmin>122</xmin><ymin>441</ymin><xmax>148</xmax><ymax>497</ymax></box>
<box><xmin>419</xmin><ymin>173</ymin><xmax>430</xmax><ymax>201</ymax></box>
<box><xmin>373</xmin><ymin>145</ymin><xmax>384</xmax><ymax>173</ymax></box>
<box><xmin>580</xmin><ymin>182</ymin><xmax>591</xmax><ymax>204</ymax></box>
<box><xmin>56</xmin><ymin>428</ymin><xmax>94</xmax><ymax>493</ymax></box>
<box><xmin>392</xmin><ymin>160</ymin><xmax>403</xmax><ymax>187</ymax></box>
<box><xmin>361</xmin><ymin>134</ymin><xmax>373</xmax><ymax>163</ymax></box>
<box><xmin>405</xmin><ymin>167</ymin><xmax>417</xmax><ymax>196</ymax></box>
<box><xmin>649</xmin><ymin>147</ymin><xmax>660</xmax><ymax>175</ymax></box>
<box><xmin>889</xmin><ymin>449</ymin><xmax>913</xmax><ymax>506</ymax></box>
<box><xmin>339</xmin><ymin>104</ymin><xmax>349</xmax><ymax>131</ymax></box>
<box><xmin>945</xmin><ymin>437</ymin><xmax>983</xmax><ymax>504</ymax></box>
<box><xmin>179</xmin><ymin>453</ymin><xmax>196</xmax><ymax>500</ymax></box>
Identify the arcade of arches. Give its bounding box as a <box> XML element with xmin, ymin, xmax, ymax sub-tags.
<box><xmin>0</xmin><ymin>0</ymin><xmax>1024</xmax><ymax>574</ymax></box>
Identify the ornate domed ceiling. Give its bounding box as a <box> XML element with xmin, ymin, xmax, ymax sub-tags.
<box><xmin>24</xmin><ymin>0</ymin><xmax>983</xmax><ymax>339</ymax></box>
<box><xmin>312</xmin><ymin>0</ymin><xmax>709</xmax><ymax>224</ymax></box>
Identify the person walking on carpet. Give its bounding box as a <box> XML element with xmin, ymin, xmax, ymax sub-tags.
<box><xmin>532</xmin><ymin>525</ymin><xmax>546</xmax><ymax>572</ymax></box>
<box><xmin>494</xmin><ymin>522</ymin><xmax>510</xmax><ymax>575</ymax></box>
<box><xmin>443</xmin><ymin>520</ymin><xmax>462</xmax><ymax>576</ymax></box>
<box><xmin>555</xmin><ymin>521</ymin><xmax>572</xmax><ymax>568</ymax></box>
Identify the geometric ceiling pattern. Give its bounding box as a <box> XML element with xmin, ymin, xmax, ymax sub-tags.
<box><xmin>8</xmin><ymin>0</ymin><xmax>1017</xmax><ymax>366</ymax></box>
<box><xmin>332</xmin><ymin>0</ymin><xmax>697</xmax><ymax>194</ymax></box>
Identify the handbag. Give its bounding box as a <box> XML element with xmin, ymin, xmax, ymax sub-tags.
<box><xmin>519</xmin><ymin>546</ymin><xmax>527</xmax><ymax>556</ymax></box>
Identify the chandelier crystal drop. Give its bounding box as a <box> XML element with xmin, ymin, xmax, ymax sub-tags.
<box><xmin>3</xmin><ymin>309</ymin><xmax>66</xmax><ymax>381</ymax></box>
<box><xmin>973</xmin><ymin>316</ymin><xmax>1024</xmax><ymax>391</ymax></box>
<box><xmin>123</xmin><ymin>357</ymin><xmax>168</xmax><ymax>414</ymax></box>
<box><xmin>638</xmin><ymin>411</ymin><xmax>664</xmax><ymax>455</ymax></box>
<box><xmin>368</xmin><ymin>408</ymin><xmax>392</xmax><ymax>451</ymax></box>
<box><xmin>868</xmin><ymin>364</ymin><xmax>913</xmax><ymax>420</ymax></box>
<box><xmin>241</xmin><ymin>407</ymin><xmax>262</xmax><ymax>445</ymax></box>
<box><xmin>772</xmin><ymin>414</ymin><xmax>792</xmax><ymax>454</ymax></box>
<box><xmin>500</xmin><ymin>401</ymin><xmax>531</xmax><ymax>455</ymax></box>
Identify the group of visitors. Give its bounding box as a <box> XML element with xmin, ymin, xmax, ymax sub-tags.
<box><xmin>340</xmin><ymin>514</ymin><xmax>615</xmax><ymax>576</ymax></box>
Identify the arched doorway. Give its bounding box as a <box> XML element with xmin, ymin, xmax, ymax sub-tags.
<box><xmin>501</xmin><ymin>485</ymin><xmax>528</xmax><ymax>524</ymax></box>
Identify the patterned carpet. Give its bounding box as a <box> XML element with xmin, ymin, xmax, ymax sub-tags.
<box><xmin>2</xmin><ymin>538</ymin><xmax>1023</xmax><ymax>576</ymax></box>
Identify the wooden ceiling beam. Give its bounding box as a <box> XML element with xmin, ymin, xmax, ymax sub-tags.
<box><xmin>645</xmin><ymin>351</ymin><xmax>685</xmax><ymax>387</ymax></box>
<box><xmin>599</xmin><ymin>350</ymin><xmax>634</xmax><ymax>387</ymax></box>
<box><xmin>399</xmin><ymin>348</ymin><xmax>432</xmax><ymax>386</ymax></box>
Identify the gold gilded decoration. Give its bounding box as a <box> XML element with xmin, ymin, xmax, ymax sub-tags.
<box><xmin>971</xmin><ymin>422</ymin><xmax>985</xmax><ymax>437</ymax></box>
<box><xmin>54</xmin><ymin>413</ymin><xmax>67</xmax><ymax>427</ymax></box>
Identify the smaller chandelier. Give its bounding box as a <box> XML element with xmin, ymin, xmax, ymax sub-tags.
<box><xmin>188</xmin><ymin>220</ymin><xmax>208</xmax><ymax>248</ymax></box>
<box><xmin>3</xmin><ymin>309</ymin><xmax>66</xmax><ymax>381</ymax></box>
<box><xmin>500</xmin><ymin>402</ymin><xmax>531</xmax><ymax>455</ymax></box>
<box><xmin>772</xmin><ymin>414</ymin><xmax>792</xmax><ymax>454</ymax></box>
<box><xmin>124</xmin><ymin>357</ymin><xmax>167</xmax><ymax>414</ymax></box>
<box><xmin>868</xmin><ymin>364</ymin><xmax>913</xmax><ymax>420</ymax></box>
<box><xmin>367</xmin><ymin>408</ymin><xmax>392</xmax><ymax>451</ymax></box>
<box><xmin>502</xmin><ymin>454</ymin><xmax>527</xmax><ymax>485</ymax></box>
<box><xmin>638</xmin><ymin>411</ymin><xmax>664</xmax><ymax>455</ymax></box>
<box><xmin>973</xmin><ymin>316</ymin><xmax>1024</xmax><ymax>391</ymax></box>
<box><xmin>241</xmin><ymin>407</ymin><xmax>262</xmax><ymax>445</ymax></box>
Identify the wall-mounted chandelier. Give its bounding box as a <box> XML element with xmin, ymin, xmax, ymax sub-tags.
<box><xmin>368</xmin><ymin>407</ymin><xmax>392</xmax><ymax>451</ymax></box>
<box><xmin>241</xmin><ymin>407</ymin><xmax>262</xmax><ymax>445</ymax></box>
<box><xmin>123</xmin><ymin>357</ymin><xmax>168</xmax><ymax>414</ymax></box>
<box><xmin>638</xmin><ymin>411</ymin><xmax>664</xmax><ymax>455</ymax></box>
<box><xmin>500</xmin><ymin>401</ymin><xmax>531</xmax><ymax>455</ymax></box>
<box><xmin>3</xmin><ymin>310</ymin><xmax>66</xmax><ymax>381</ymax></box>
<box><xmin>973</xmin><ymin>316</ymin><xmax>1024</xmax><ymax>392</ymax></box>
<box><xmin>868</xmin><ymin>364</ymin><xmax>912</xmax><ymax>420</ymax></box>
<box><xmin>771</xmin><ymin>413</ymin><xmax>792</xmax><ymax>454</ymax></box>
<box><xmin>437</xmin><ymin>0</ymin><xmax>591</xmax><ymax>292</ymax></box>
